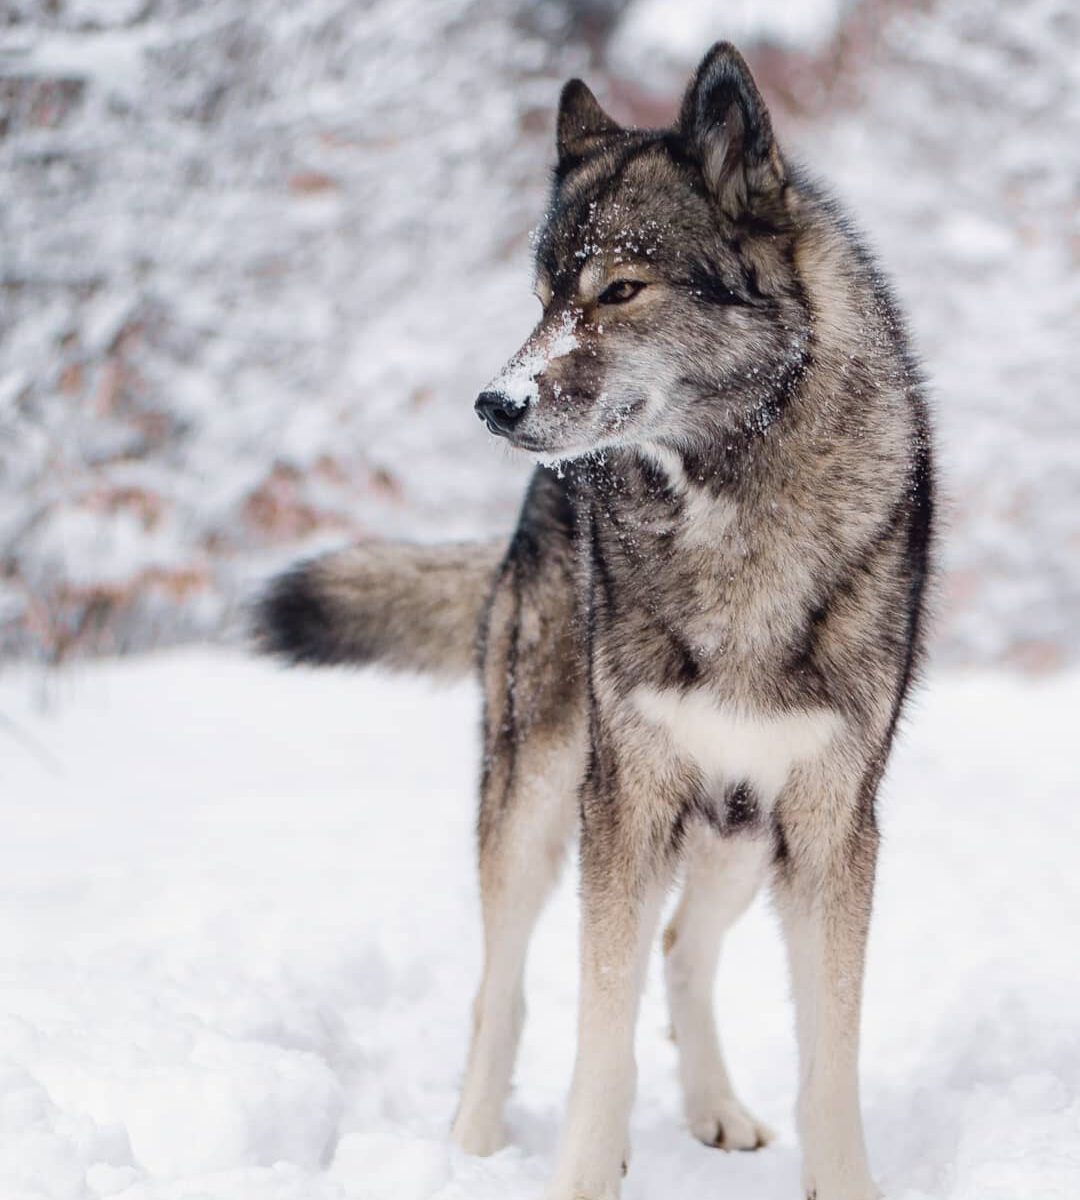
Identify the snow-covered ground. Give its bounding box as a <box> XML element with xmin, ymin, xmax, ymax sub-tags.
<box><xmin>1</xmin><ymin>650</ymin><xmax>1077</xmax><ymax>1199</ymax></box>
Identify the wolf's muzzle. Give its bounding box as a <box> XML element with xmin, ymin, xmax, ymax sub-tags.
<box><xmin>475</xmin><ymin>390</ymin><xmax>525</xmax><ymax>438</ymax></box>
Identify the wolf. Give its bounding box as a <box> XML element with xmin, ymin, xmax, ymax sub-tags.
<box><xmin>255</xmin><ymin>42</ymin><xmax>934</xmax><ymax>1200</ymax></box>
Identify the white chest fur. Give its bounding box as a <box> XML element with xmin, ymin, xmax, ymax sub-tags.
<box><xmin>642</xmin><ymin>443</ymin><xmax>739</xmax><ymax>545</ymax></box>
<box><xmin>632</xmin><ymin>686</ymin><xmax>843</xmax><ymax>801</ymax></box>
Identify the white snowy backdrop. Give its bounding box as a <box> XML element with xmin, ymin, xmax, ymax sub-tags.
<box><xmin>1</xmin><ymin>0</ymin><xmax>1078</xmax><ymax>666</ymax></box>
<box><xmin>1</xmin><ymin>4</ymin><xmax>1079</xmax><ymax>1200</ymax></box>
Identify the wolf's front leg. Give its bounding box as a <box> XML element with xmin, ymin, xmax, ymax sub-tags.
<box><xmin>774</xmin><ymin>769</ymin><xmax>883</xmax><ymax>1200</ymax></box>
<box><xmin>453</xmin><ymin>520</ymin><xmax>584</xmax><ymax>1158</ymax></box>
<box><xmin>548</xmin><ymin>789</ymin><xmax>671</xmax><ymax>1200</ymax></box>
<box><xmin>451</xmin><ymin>733</ymin><xmax>581</xmax><ymax>1156</ymax></box>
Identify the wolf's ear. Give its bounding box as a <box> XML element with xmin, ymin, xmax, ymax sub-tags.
<box><xmin>678</xmin><ymin>42</ymin><xmax>784</xmax><ymax>216</ymax></box>
<box><xmin>557</xmin><ymin>79</ymin><xmax>621</xmax><ymax>163</ymax></box>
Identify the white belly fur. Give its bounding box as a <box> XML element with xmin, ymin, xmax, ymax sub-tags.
<box><xmin>632</xmin><ymin>686</ymin><xmax>843</xmax><ymax>801</ymax></box>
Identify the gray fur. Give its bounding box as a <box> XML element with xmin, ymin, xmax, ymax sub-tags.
<box><xmin>256</xmin><ymin>42</ymin><xmax>933</xmax><ymax>1200</ymax></box>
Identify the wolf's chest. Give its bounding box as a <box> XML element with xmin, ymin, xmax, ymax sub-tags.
<box><xmin>631</xmin><ymin>686</ymin><xmax>842</xmax><ymax>802</ymax></box>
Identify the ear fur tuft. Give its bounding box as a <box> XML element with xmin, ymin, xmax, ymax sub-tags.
<box><xmin>678</xmin><ymin>42</ymin><xmax>784</xmax><ymax>215</ymax></box>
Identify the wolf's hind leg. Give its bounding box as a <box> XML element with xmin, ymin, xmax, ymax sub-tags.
<box><xmin>664</xmin><ymin>828</ymin><xmax>773</xmax><ymax>1151</ymax></box>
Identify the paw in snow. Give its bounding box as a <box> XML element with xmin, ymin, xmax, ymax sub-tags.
<box><xmin>449</xmin><ymin>1110</ymin><xmax>508</xmax><ymax>1158</ymax></box>
<box><xmin>690</xmin><ymin>1095</ymin><xmax>773</xmax><ymax>1151</ymax></box>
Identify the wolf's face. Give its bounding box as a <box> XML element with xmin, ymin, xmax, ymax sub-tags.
<box><xmin>476</xmin><ymin>45</ymin><xmax>813</xmax><ymax>461</ymax></box>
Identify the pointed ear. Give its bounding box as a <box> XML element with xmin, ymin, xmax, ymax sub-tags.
<box><xmin>678</xmin><ymin>42</ymin><xmax>784</xmax><ymax>216</ymax></box>
<box><xmin>557</xmin><ymin>79</ymin><xmax>622</xmax><ymax>163</ymax></box>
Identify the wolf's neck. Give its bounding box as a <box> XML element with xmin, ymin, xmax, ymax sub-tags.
<box><xmin>636</xmin><ymin>428</ymin><xmax>773</xmax><ymax>507</ymax></box>
<box><xmin>638</xmin><ymin>442</ymin><xmax>690</xmax><ymax>492</ymax></box>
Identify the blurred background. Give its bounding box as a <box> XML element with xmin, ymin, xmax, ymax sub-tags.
<box><xmin>1</xmin><ymin>0</ymin><xmax>1078</xmax><ymax>669</ymax></box>
<box><xmin>2</xmin><ymin>8</ymin><xmax>1079</xmax><ymax>1198</ymax></box>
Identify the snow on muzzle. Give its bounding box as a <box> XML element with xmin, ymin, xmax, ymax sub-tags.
<box><xmin>474</xmin><ymin>312</ymin><xmax>579</xmax><ymax>438</ymax></box>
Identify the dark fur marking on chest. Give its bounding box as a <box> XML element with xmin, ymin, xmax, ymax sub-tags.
<box><xmin>771</xmin><ymin>813</ymin><xmax>790</xmax><ymax>873</ymax></box>
<box><xmin>724</xmin><ymin>782</ymin><xmax>759</xmax><ymax>828</ymax></box>
<box><xmin>672</xmin><ymin>782</ymin><xmax>763</xmax><ymax>853</ymax></box>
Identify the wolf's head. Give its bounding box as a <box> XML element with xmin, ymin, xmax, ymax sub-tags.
<box><xmin>475</xmin><ymin>43</ymin><xmax>814</xmax><ymax>461</ymax></box>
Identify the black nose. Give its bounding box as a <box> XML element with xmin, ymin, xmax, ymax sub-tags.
<box><xmin>475</xmin><ymin>390</ymin><xmax>524</xmax><ymax>436</ymax></box>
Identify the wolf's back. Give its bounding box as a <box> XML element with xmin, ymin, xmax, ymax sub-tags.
<box><xmin>255</xmin><ymin>541</ymin><xmax>504</xmax><ymax>678</ymax></box>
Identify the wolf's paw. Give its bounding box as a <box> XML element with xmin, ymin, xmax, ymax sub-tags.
<box><xmin>450</xmin><ymin>1110</ymin><xmax>507</xmax><ymax>1157</ymax></box>
<box><xmin>689</xmin><ymin>1096</ymin><xmax>773</xmax><ymax>1151</ymax></box>
<box><xmin>545</xmin><ymin>1153</ymin><xmax>627</xmax><ymax>1199</ymax></box>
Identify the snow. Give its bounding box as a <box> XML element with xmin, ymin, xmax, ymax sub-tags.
<box><xmin>488</xmin><ymin>311</ymin><xmax>580</xmax><ymax>409</ymax></box>
<box><xmin>1</xmin><ymin>650</ymin><xmax>1078</xmax><ymax>1199</ymax></box>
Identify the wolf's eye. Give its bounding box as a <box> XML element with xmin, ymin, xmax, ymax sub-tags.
<box><xmin>598</xmin><ymin>279</ymin><xmax>647</xmax><ymax>305</ymax></box>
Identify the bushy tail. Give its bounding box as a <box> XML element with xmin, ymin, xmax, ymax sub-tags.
<box><xmin>254</xmin><ymin>540</ymin><xmax>505</xmax><ymax>679</ymax></box>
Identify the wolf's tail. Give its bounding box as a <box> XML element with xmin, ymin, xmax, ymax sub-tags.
<box><xmin>253</xmin><ymin>541</ymin><xmax>505</xmax><ymax>679</ymax></box>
